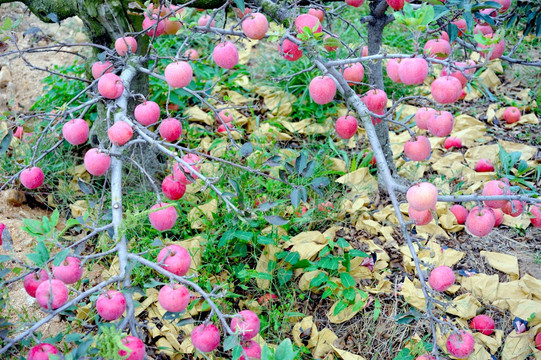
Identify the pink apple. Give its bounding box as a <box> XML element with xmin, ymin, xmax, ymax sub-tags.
<box><xmin>407</xmin><ymin>182</ymin><xmax>438</xmax><ymax>211</ymax></box>
<box><xmin>309</xmin><ymin>76</ymin><xmax>336</xmax><ymax>105</ymax></box>
<box><xmin>192</xmin><ymin>323</ymin><xmax>221</xmax><ymax>352</ymax></box>
<box><xmin>217</xmin><ymin>124</ymin><xmax>234</xmax><ymax>133</ymax></box>
<box><xmin>84</xmin><ymin>148</ymin><xmax>111</xmax><ymax>176</ymax></box>
<box><xmin>361</xmin><ymin>46</ymin><xmax>369</xmax><ymax>57</ymax></box>
<box><xmin>115</xmin><ymin>36</ymin><xmax>137</xmax><ymax>56</ymax></box>
<box><xmin>242</xmin><ymin>13</ymin><xmax>268</xmax><ymax>40</ymax></box>
<box><xmin>398</xmin><ymin>58</ymin><xmax>428</xmax><ymax>85</ymax></box>
<box><xmin>184</xmin><ymin>49</ymin><xmax>199</xmax><ymax>60</ymax></box>
<box><xmin>431</xmin><ymin>76</ymin><xmax>462</xmax><ymax>104</ymax></box>
<box><xmin>157</xmin><ymin>244</ymin><xmax>191</xmax><ymax>276</ymax></box>
<box><xmin>470</xmin><ymin>314</ymin><xmax>495</xmax><ymax>336</ymax></box>
<box><xmin>231</xmin><ymin>310</ymin><xmax>260</xmax><ymax>340</ymax></box>
<box><xmin>343</xmin><ymin>63</ymin><xmax>365</xmax><ymax>84</ymax></box>
<box><xmin>149</xmin><ymin>203</ymin><xmax>178</xmax><ymax>232</ymax></box>
<box><xmin>161</xmin><ymin>175</ymin><xmax>186</xmax><ymax>200</ymax></box>
<box><xmin>479</xmin><ymin>35</ymin><xmax>506</xmax><ymax>60</ymax></box>
<box><xmin>134</xmin><ymin>101</ymin><xmax>160</xmax><ymax>126</ymax></box>
<box><xmin>35</xmin><ymin>279</ymin><xmax>68</xmax><ymax>310</ymax></box>
<box><xmin>414</xmin><ymin>107</ymin><xmax>436</xmax><ymax>130</ymax></box>
<box><xmin>452</xmin><ymin>19</ymin><xmax>467</xmax><ymax>35</ymax></box>
<box><xmin>440</xmin><ymin>31</ymin><xmax>450</xmax><ymax>42</ymax></box>
<box><xmin>386</xmin><ymin>0</ymin><xmax>405</xmax><ymax>10</ymax></box>
<box><xmin>386</xmin><ymin>59</ymin><xmax>401</xmax><ymax>83</ymax></box>
<box><xmin>62</xmin><ymin>118</ymin><xmax>89</xmax><ymax>145</ymax></box>
<box><xmin>474</xmin><ymin>24</ymin><xmax>494</xmax><ymax>35</ymax></box>
<box><xmin>441</xmin><ymin>62</ymin><xmax>469</xmax><ymax>87</ymax></box>
<box><xmin>428</xmin><ymin>265</ymin><xmax>455</xmax><ymax>292</ymax></box>
<box><xmin>475</xmin><ymin>158</ymin><xmax>494</xmax><ymax>172</ymax></box>
<box><xmin>108</xmin><ymin>121</ymin><xmax>133</xmax><ymax>146</ymax></box>
<box><xmin>20</xmin><ymin>167</ymin><xmax>44</xmax><ymax>189</ymax></box>
<box><xmin>27</xmin><ymin>343</ymin><xmax>62</xmax><ymax>360</ymax></box>
<box><xmin>98</xmin><ymin>73</ymin><xmax>124</xmax><ymax>99</ymax></box>
<box><xmin>423</xmin><ymin>39</ymin><xmax>451</xmax><ymax>59</ymax></box>
<box><xmin>450</xmin><ymin>204</ymin><xmax>468</xmax><ymax>224</ymax></box>
<box><xmin>164</xmin><ymin>61</ymin><xmax>193</xmax><ymax>88</ymax></box>
<box><xmin>295</xmin><ymin>14</ymin><xmax>322</xmax><ymax>34</ymax></box>
<box><xmin>346</xmin><ymin>0</ymin><xmax>364</xmax><ymax>7</ymax></box>
<box><xmin>14</xmin><ymin>126</ymin><xmax>23</xmax><ymax>139</ymax></box>
<box><xmin>213</xmin><ymin>41</ymin><xmax>239</xmax><ymax>69</ymax></box>
<box><xmin>216</xmin><ymin>110</ymin><xmax>234</xmax><ymax>123</ymax></box>
<box><xmin>180</xmin><ymin>153</ymin><xmax>201</xmax><ymax>176</ymax></box>
<box><xmin>308</xmin><ymin>9</ymin><xmax>324</xmax><ymax>22</ymax></box>
<box><xmin>427</xmin><ymin>111</ymin><xmax>454</xmax><ymax>137</ymax></box>
<box><xmin>415</xmin><ymin>356</ymin><xmax>435</xmax><ymax>360</ymax></box>
<box><xmin>535</xmin><ymin>332</ymin><xmax>541</xmax><ymax>351</ymax></box>
<box><xmin>91</xmin><ymin>61</ymin><xmax>113</xmax><ymax>79</ymax></box>
<box><xmin>503</xmin><ymin>107</ymin><xmax>520</xmax><ymax>124</ymax></box>
<box><xmin>335</xmin><ymin>115</ymin><xmax>358</xmax><ymax>139</ymax></box>
<box><xmin>493</xmin><ymin>208</ymin><xmax>504</xmax><ymax>226</ymax></box>
<box><xmin>530</xmin><ymin>205</ymin><xmax>541</xmax><ymax>228</ymax></box>
<box><xmin>143</xmin><ymin>15</ymin><xmax>165</xmax><ymax>37</ymax></box>
<box><xmin>466</xmin><ymin>206</ymin><xmax>495</xmax><ymax>237</ymax></box>
<box><xmin>159</xmin><ymin>118</ymin><xmax>182</xmax><ymax>142</ymax></box>
<box><xmin>502</xmin><ymin>200</ymin><xmax>523</xmax><ymax>217</ymax></box>
<box><xmin>240</xmin><ymin>340</ymin><xmax>262</xmax><ymax>360</ymax></box>
<box><xmin>52</xmin><ymin>256</ymin><xmax>83</xmax><ymax>285</ymax></box>
<box><xmin>163</xmin><ymin>17</ymin><xmax>181</xmax><ymax>35</ymax></box>
<box><xmin>96</xmin><ymin>290</ymin><xmax>126</xmax><ymax>321</ymax></box>
<box><xmin>446</xmin><ymin>331</ymin><xmax>475</xmax><ymax>359</ymax></box>
<box><xmin>494</xmin><ymin>0</ymin><xmax>511</xmax><ymax>12</ymax></box>
<box><xmin>198</xmin><ymin>14</ymin><xmax>216</xmax><ymax>27</ymax></box>
<box><xmin>119</xmin><ymin>336</ymin><xmax>145</xmax><ymax>360</ymax></box>
<box><xmin>408</xmin><ymin>206</ymin><xmax>433</xmax><ymax>225</ymax></box>
<box><xmin>279</xmin><ymin>39</ymin><xmax>303</xmax><ymax>61</ymax></box>
<box><xmin>24</xmin><ymin>270</ymin><xmax>49</xmax><ymax>298</ymax></box>
<box><xmin>444</xmin><ymin>136</ymin><xmax>462</xmax><ymax>149</ymax></box>
<box><xmin>158</xmin><ymin>284</ymin><xmax>190</xmax><ymax>312</ymax></box>
<box><xmin>361</xmin><ymin>89</ymin><xmax>387</xmax><ymax>112</ymax></box>
<box><xmin>233</xmin><ymin>7</ymin><xmax>253</xmax><ymax>18</ymax></box>
<box><xmin>404</xmin><ymin>136</ymin><xmax>431</xmax><ymax>161</ymax></box>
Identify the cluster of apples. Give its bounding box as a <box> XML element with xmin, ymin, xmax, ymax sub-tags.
<box><xmin>216</xmin><ymin>109</ymin><xmax>235</xmax><ymax>133</ymax></box>
<box><xmin>192</xmin><ymin>309</ymin><xmax>262</xmax><ymax>359</ymax></box>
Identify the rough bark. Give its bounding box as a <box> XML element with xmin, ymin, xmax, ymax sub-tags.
<box><xmin>367</xmin><ymin>0</ymin><xmax>399</xmax><ymax>180</ymax></box>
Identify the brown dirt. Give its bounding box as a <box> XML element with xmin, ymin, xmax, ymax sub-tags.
<box><xmin>0</xmin><ymin>2</ymin><xmax>88</xmax><ymax>111</ymax></box>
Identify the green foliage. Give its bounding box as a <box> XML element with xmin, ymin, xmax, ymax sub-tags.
<box><xmin>96</xmin><ymin>325</ymin><xmax>131</xmax><ymax>360</ymax></box>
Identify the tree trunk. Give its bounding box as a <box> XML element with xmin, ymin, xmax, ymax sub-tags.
<box><xmin>367</xmin><ymin>0</ymin><xmax>399</xmax><ymax>179</ymax></box>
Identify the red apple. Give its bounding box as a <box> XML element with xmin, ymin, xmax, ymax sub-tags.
<box><xmin>164</xmin><ymin>61</ymin><xmax>193</xmax><ymax>88</ymax></box>
<box><xmin>115</xmin><ymin>36</ymin><xmax>137</xmax><ymax>56</ymax></box>
<box><xmin>361</xmin><ymin>89</ymin><xmax>387</xmax><ymax>112</ymax></box>
<box><xmin>239</xmin><ymin>340</ymin><xmax>261</xmax><ymax>360</ymax></box>
<box><xmin>386</xmin><ymin>59</ymin><xmax>401</xmax><ymax>83</ymax></box>
<box><xmin>119</xmin><ymin>336</ymin><xmax>145</xmax><ymax>360</ymax></box>
<box><xmin>231</xmin><ymin>310</ymin><xmax>261</xmax><ymax>340</ymax></box>
<box><xmin>158</xmin><ymin>284</ymin><xmax>190</xmax><ymax>312</ymax></box>
<box><xmin>466</xmin><ymin>206</ymin><xmax>495</xmax><ymax>237</ymax></box>
<box><xmin>308</xmin><ymin>9</ymin><xmax>324</xmax><ymax>22</ymax></box>
<box><xmin>96</xmin><ymin>290</ymin><xmax>126</xmax><ymax>321</ymax></box>
<box><xmin>62</xmin><ymin>118</ymin><xmax>89</xmax><ymax>145</ymax></box>
<box><xmin>446</xmin><ymin>331</ymin><xmax>475</xmax><ymax>359</ymax></box>
<box><xmin>408</xmin><ymin>206</ymin><xmax>433</xmax><ymax>225</ymax></box>
<box><xmin>107</xmin><ymin>121</ymin><xmax>133</xmax><ymax>146</ymax></box>
<box><xmin>444</xmin><ymin>136</ymin><xmax>462</xmax><ymax>149</ymax></box>
<box><xmin>414</xmin><ymin>107</ymin><xmax>436</xmax><ymax>130</ymax></box>
<box><xmin>475</xmin><ymin>158</ymin><xmax>494</xmax><ymax>172</ymax></box>
<box><xmin>493</xmin><ymin>208</ymin><xmax>504</xmax><ymax>226</ymax></box>
<box><xmin>503</xmin><ymin>107</ymin><xmax>520</xmax><ymax>124</ymax></box>
<box><xmin>198</xmin><ymin>14</ymin><xmax>216</xmax><ymax>27</ymax></box>
<box><xmin>24</xmin><ymin>270</ymin><xmax>49</xmax><ymax>298</ymax></box>
<box><xmin>323</xmin><ymin>35</ymin><xmax>338</xmax><ymax>52</ymax></box>
<box><xmin>309</xmin><ymin>76</ymin><xmax>336</xmax><ymax>105</ymax></box>
<box><xmin>407</xmin><ymin>182</ymin><xmax>438</xmax><ymax>211</ymax></box>
<box><xmin>213</xmin><ymin>41</ymin><xmax>239</xmax><ymax>69</ymax></box>
<box><xmin>346</xmin><ymin>0</ymin><xmax>364</xmax><ymax>7</ymax></box>
<box><xmin>84</xmin><ymin>148</ymin><xmax>111</xmax><ymax>176</ymax></box>
<box><xmin>161</xmin><ymin>175</ymin><xmax>186</xmax><ymax>200</ymax></box>
<box><xmin>343</xmin><ymin>63</ymin><xmax>365</xmax><ymax>85</ymax></box>
<box><xmin>20</xmin><ymin>167</ymin><xmax>45</xmax><ymax>189</ymax></box>
<box><xmin>398</xmin><ymin>58</ymin><xmax>428</xmax><ymax>85</ymax></box>
<box><xmin>450</xmin><ymin>204</ymin><xmax>468</xmax><ymax>224</ymax></box>
<box><xmin>91</xmin><ymin>61</ymin><xmax>113</xmax><ymax>79</ymax></box>
<box><xmin>478</xmin><ymin>34</ymin><xmax>506</xmax><ymax>60</ymax></box>
<box><xmin>470</xmin><ymin>314</ymin><xmax>495</xmax><ymax>336</ymax></box>
<box><xmin>428</xmin><ymin>265</ymin><xmax>455</xmax><ymax>292</ymax></box>
<box><xmin>295</xmin><ymin>14</ymin><xmax>322</xmax><ymax>34</ymax></box>
<box><xmin>423</xmin><ymin>39</ymin><xmax>451</xmax><ymax>59</ymax></box>
<box><xmin>191</xmin><ymin>323</ymin><xmax>221</xmax><ymax>353</ymax></box>
<box><xmin>159</xmin><ymin>118</ymin><xmax>182</xmax><ymax>142</ymax></box>
<box><xmin>27</xmin><ymin>344</ymin><xmax>62</xmax><ymax>360</ymax></box>
<box><xmin>184</xmin><ymin>49</ymin><xmax>199</xmax><ymax>60</ymax></box>
<box><xmin>535</xmin><ymin>332</ymin><xmax>541</xmax><ymax>351</ymax></box>
<box><xmin>157</xmin><ymin>244</ymin><xmax>191</xmax><ymax>276</ymax></box>
<box><xmin>279</xmin><ymin>39</ymin><xmax>303</xmax><ymax>61</ymax></box>
<box><xmin>502</xmin><ymin>200</ymin><xmax>523</xmax><ymax>217</ymax></box>
<box><xmin>335</xmin><ymin>115</ymin><xmax>358</xmax><ymax>139</ymax></box>
<box><xmin>52</xmin><ymin>256</ymin><xmax>83</xmax><ymax>284</ymax></box>
<box><xmin>427</xmin><ymin>111</ymin><xmax>454</xmax><ymax>137</ymax></box>
<box><xmin>242</xmin><ymin>13</ymin><xmax>268</xmax><ymax>40</ymax></box>
<box><xmin>431</xmin><ymin>76</ymin><xmax>462</xmax><ymax>104</ymax></box>
<box><xmin>134</xmin><ymin>101</ymin><xmax>160</xmax><ymax>126</ymax></box>
<box><xmin>386</xmin><ymin>0</ymin><xmax>405</xmax><ymax>10</ymax></box>
<box><xmin>35</xmin><ymin>279</ymin><xmax>69</xmax><ymax>310</ymax></box>
<box><xmin>143</xmin><ymin>15</ymin><xmax>165</xmax><ymax>37</ymax></box>
<box><xmin>530</xmin><ymin>205</ymin><xmax>541</xmax><ymax>228</ymax></box>
<box><xmin>149</xmin><ymin>203</ymin><xmax>178</xmax><ymax>231</ymax></box>
<box><xmin>404</xmin><ymin>136</ymin><xmax>431</xmax><ymax>161</ymax></box>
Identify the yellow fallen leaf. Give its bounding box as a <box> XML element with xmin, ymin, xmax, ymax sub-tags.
<box><xmin>480</xmin><ymin>251</ymin><xmax>519</xmax><ymax>279</ymax></box>
<box><xmin>188</xmin><ymin>199</ymin><xmax>218</xmax><ymax>230</ymax></box>
<box><xmin>335</xmin><ymin>168</ymin><xmax>377</xmax><ymax>193</ymax></box>
<box><xmin>312</xmin><ymin>328</ymin><xmax>338</xmax><ymax>359</ymax></box>
<box><xmin>446</xmin><ymin>293</ymin><xmax>481</xmax><ymax>319</ymax></box>
<box><xmin>256</xmin><ymin>245</ymin><xmax>280</xmax><ymax>289</ymax></box>
<box><xmin>184</xmin><ymin>106</ymin><xmax>213</xmax><ymax>125</ymax></box>
<box><xmin>460</xmin><ymin>274</ymin><xmax>500</xmax><ymax>303</ymax></box>
<box><xmin>400</xmin><ymin>277</ymin><xmax>426</xmax><ymax>310</ymax></box>
<box><xmin>292</xmin><ymin>316</ymin><xmax>319</xmax><ymax>349</ymax></box>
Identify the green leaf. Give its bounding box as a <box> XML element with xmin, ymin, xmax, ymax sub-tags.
<box><xmin>50</xmin><ymin>210</ymin><xmax>60</xmax><ymax>227</ymax></box>
<box><xmin>234</xmin><ymin>230</ymin><xmax>253</xmax><ymax>242</ymax></box>
<box><xmin>261</xmin><ymin>345</ymin><xmax>273</xmax><ymax>360</ymax></box>
<box><xmin>276</xmin><ymin>268</ymin><xmax>293</xmax><ymax>285</ymax></box>
<box><xmin>321</xmin><ymin>288</ymin><xmax>334</xmax><ymax>299</ymax></box>
<box><xmin>310</xmin><ymin>272</ymin><xmax>329</xmax><ymax>288</ymax></box>
<box><xmin>232</xmin><ymin>345</ymin><xmax>243</xmax><ymax>360</ymax></box>
<box><xmin>0</xmin><ymin>255</ymin><xmax>11</xmax><ymax>263</ymax></box>
<box><xmin>53</xmin><ymin>249</ymin><xmax>70</xmax><ymax>267</ymax></box>
<box><xmin>333</xmin><ymin>300</ymin><xmax>349</xmax><ymax>315</ymax></box>
<box><xmin>275</xmin><ymin>339</ymin><xmax>297</xmax><ymax>360</ymax></box>
<box><xmin>340</xmin><ymin>272</ymin><xmax>356</xmax><ymax>288</ymax></box>
<box><xmin>233</xmin><ymin>0</ymin><xmax>245</xmax><ymax>13</ymax></box>
<box><xmin>240</xmin><ymin>142</ymin><xmax>253</xmax><ymax>157</ymax></box>
<box><xmin>295</xmin><ymin>152</ymin><xmax>307</xmax><ymax>174</ymax></box>
<box><xmin>343</xmin><ymin>287</ymin><xmax>356</xmax><ymax>302</ymax></box>
<box><xmin>374</xmin><ymin>298</ymin><xmax>381</xmax><ymax>321</ymax></box>
<box><xmin>291</xmin><ymin>259</ymin><xmax>311</xmax><ymax>269</ymax></box>
<box><xmin>283</xmin><ymin>251</ymin><xmax>300</xmax><ymax>265</ymax></box>
<box><xmin>448</xmin><ymin>23</ymin><xmax>458</xmax><ymax>43</ymax></box>
<box><xmin>393</xmin><ymin>348</ymin><xmax>414</xmax><ymax>360</ymax></box>
<box><xmin>36</xmin><ymin>241</ymin><xmax>49</xmax><ymax>260</ymax></box>
<box><xmin>223</xmin><ymin>335</ymin><xmax>239</xmax><ymax>351</ymax></box>
<box><xmin>290</xmin><ymin>188</ymin><xmax>300</xmax><ymax>208</ymax></box>
<box><xmin>336</xmin><ymin>238</ymin><xmax>350</xmax><ymax>249</ymax></box>
<box><xmin>350</xmin><ymin>249</ymin><xmax>369</xmax><ymax>258</ymax></box>
<box><xmin>0</xmin><ymin>130</ymin><xmax>12</xmax><ymax>155</ymax></box>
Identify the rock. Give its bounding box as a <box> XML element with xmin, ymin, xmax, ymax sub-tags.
<box><xmin>0</xmin><ymin>66</ymin><xmax>12</xmax><ymax>87</ymax></box>
<box><xmin>3</xmin><ymin>189</ymin><xmax>25</xmax><ymax>207</ymax></box>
